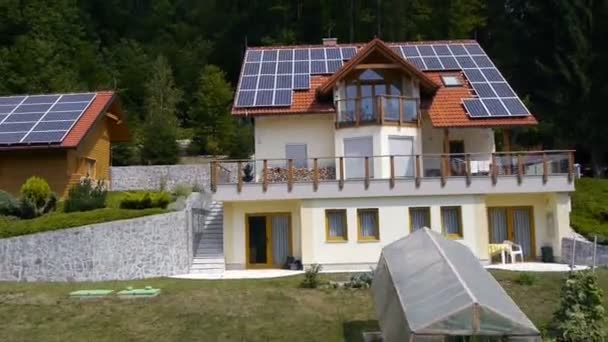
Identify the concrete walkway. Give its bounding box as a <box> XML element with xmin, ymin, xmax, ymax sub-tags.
<box><xmin>171</xmin><ymin>269</ymin><xmax>305</xmax><ymax>280</ymax></box>
<box><xmin>485</xmin><ymin>262</ymin><xmax>589</xmax><ymax>272</ymax></box>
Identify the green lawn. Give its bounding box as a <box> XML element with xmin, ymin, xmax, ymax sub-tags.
<box><xmin>571</xmin><ymin>178</ymin><xmax>608</xmax><ymax>242</ymax></box>
<box><xmin>0</xmin><ymin>270</ymin><xmax>606</xmax><ymax>342</ymax></box>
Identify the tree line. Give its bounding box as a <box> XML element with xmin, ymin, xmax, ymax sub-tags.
<box><xmin>0</xmin><ymin>0</ymin><xmax>605</xmax><ymax>174</ymax></box>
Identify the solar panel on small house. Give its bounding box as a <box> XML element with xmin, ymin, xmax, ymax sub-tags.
<box><xmin>0</xmin><ymin>93</ymin><xmax>96</xmax><ymax>146</ymax></box>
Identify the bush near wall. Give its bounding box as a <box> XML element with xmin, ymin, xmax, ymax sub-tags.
<box><xmin>0</xmin><ymin>208</ymin><xmax>166</xmax><ymax>238</ymax></box>
<box><xmin>571</xmin><ymin>178</ymin><xmax>608</xmax><ymax>243</ymax></box>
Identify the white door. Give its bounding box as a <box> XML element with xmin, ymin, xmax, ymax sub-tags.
<box><xmin>389</xmin><ymin>136</ymin><xmax>414</xmax><ymax>177</ymax></box>
<box><xmin>344</xmin><ymin>137</ymin><xmax>373</xmax><ymax>179</ymax></box>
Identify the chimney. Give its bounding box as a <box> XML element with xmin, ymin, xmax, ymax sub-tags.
<box><xmin>322</xmin><ymin>38</ymin><xmax>338</xmax><ymax>46</ymax></box>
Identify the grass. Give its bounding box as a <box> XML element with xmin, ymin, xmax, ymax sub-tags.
<box><xmin>0</xmin><ymin>270</ymin><xmax>606</xmax><ymax>341</ymax></box>
<box><xmin>571</xmin><ymin>178</ymin><xmax>608</xmax><ymax>243</ymax></box>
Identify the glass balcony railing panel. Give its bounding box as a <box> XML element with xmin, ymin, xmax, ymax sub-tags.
<box><xmin>382</xmin><ymin>97</ymin><xmax>400</xmax><ymax>122</ymax></box>
<box><xmin>547</xmin><ymin>152</ymin><xmax>570</xmax><ymax>174</ymax></box>
<box><xmin>403</xmin><ymin>99</ymin><xmax>418</xmax><ymax>122</ymax></box>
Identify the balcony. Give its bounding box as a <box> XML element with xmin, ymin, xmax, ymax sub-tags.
<box><xmin>210</xmin><ymin>151</ymin><xmax>575</xmax><ymax>201</ymax></box>
<box><xmin>335</xmin><ymin>95</ymin><xmax>420</xmax><ymax>128</ymax></box>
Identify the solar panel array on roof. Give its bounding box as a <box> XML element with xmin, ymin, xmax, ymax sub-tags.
<box><xmin>234</xmin><ymin>41</ymin><xmax>531</xmax><ymax>119</ymax></box>
<box><xmin>0</xmin><ymin>93</ymin><xmax>96</xmax><ymax>145</ymax></box>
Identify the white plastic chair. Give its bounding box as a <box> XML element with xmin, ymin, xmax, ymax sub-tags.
<box><xmin>503</xmin><ymin>240</ymin><xmax>524</xmax><ymax>263</ymax></box>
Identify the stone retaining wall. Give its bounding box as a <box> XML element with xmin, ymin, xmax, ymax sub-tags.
<box><xmin>0</xmin><ymin>212</ymin><xmax>192</xmax><ymax>282</ymax></box>
<box><xmin>561</xmin><ymin>237</ymin><xmax>608</xmax><ymax>266</ymax></box>
<box><xmin>110</xmin><ymin>164</ymin><xmax>211</xmax><ymax>191</ymax></box>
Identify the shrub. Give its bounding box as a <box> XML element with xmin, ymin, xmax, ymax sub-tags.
<box><xmin>172</xmin><ymin>184</ymin><xmax>192</xmax><ymax>198</ymax></box>
<box><xmin>63</xmin><ymin>178</ymin><xmax>108</xmax><ymax>213</ymax></box>
<box><xmin>549</xmin><ymin>270</ymin><xmax>606</xmax><ymax>341</ymax></box>
<box><xmin>515</xmin><ymin>272</ymin><xmax>537</xmax><ymax>286</ymax></box>
<box><xmin>20</xmin><ymin>177</ymin><xmax>51</xmax><ymax>209</ymax></box>
<box><xmin>119</xmin><ymin>191</ymin><xmax>171</xmax><ymax>210</ymax></box>
<box><xmin>18</xmin><ymin>177</ymin><xmax>56</xmax><ymax>219</ymax></box>
<box><xmin>347</xmin><ymin>271</ymin><xmax>374</xmax><ymax>289</ymax></box>
<box><xmin>0</xmin><ymin>190</ymin><xmax>20</xmax><ymax>217</ymax></box>
<box><xmin>300</xmin><ymin>264</ymin><xmax>322</xmax><ymax>288</ymax></box>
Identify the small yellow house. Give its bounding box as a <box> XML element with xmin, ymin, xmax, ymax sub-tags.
<box><xmin>0</xmin><ymin>91</ymin><xmax>129</xmax><ymax>196</ymax></box>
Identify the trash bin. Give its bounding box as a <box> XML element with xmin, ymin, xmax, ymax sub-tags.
<box><xmin>541</xmin><ymin>246</ymin><xmax>554</xmax><ymax>263</ymax></box>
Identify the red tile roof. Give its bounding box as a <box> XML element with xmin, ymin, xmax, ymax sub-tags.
<box><xmin>423</xmin><ymin>72</ymin><xmax>537</xmax><ymax>127</ymax></box>
<box><xmin>61</xmin><ymin>91</ymin><xmax>116</xmax><ymax>147</ymax></box>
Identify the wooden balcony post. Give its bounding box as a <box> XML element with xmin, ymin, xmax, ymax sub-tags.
<box><xmin>440</xmin><ymin>154</ymin><xmax>447</xmax><ymax>187</ymax></box>
<box><xmin>465</xmin><ymin>153</ymin><xmax>471</xmax><ymax>186</ymax></box>
<box><xmin>491</xmin><ymin>154</ymin><xmax>497</xmax><ymax>185</ymax></box>
<box><xmin>355</xmin><ymin>98</ymin><xmax>360</xmax><ymax>127</ymax></box>
<box><xmin>398</xmin><ymin>97</ymin><xmax>403</xmax><ymax>126</ymax></box>
<box><xmin>364</xmin><ymin>156</ymin><xmax>370</xmax><ymax>190</ymax></box>
<box><xmin>567</xmin><ymin>151</ymin><xmax>574</xmax><ymax>183</ymax></box>
<box><xmin>542</xmin><ymin>153</ymin><xmax>548</xmax><ymax>184</ymax></box>
<box><xmin>379</xmin><ymin>97</ymin><xmax>384</xmax><ymax>125</ymax></box>
<box><xmin>389</xmin><ymin>155</ymin><xmax>395</xmax><ymax>189</ymax></box>
<box><xmin>262</xmin><ymin>159</ymin><xmax>268</xmax><ymax>192</ymax></box>
<box><xmin>313</xmin><ymin>158</ymin><xmax>319</xmax><ymax>191</ymax></box>
<box><xmin>210</xmin><ymin>160</ymin><xmax>218</xmax><ymax>193</ymax></box>
<box><xmin>287</xmin><ymin>159</ymin><xmax>294</xmax><ymax>192</ymax></box>
<box><xmin>339</xmin><ymin>157</ymin><xmax>345</xmax><ymax>190</ymax></box>
<box><xmin>415</xmin><ymin>155</ymin><xmax>421</xmax><ymax>188</ymax></box>
<box><xmin>517</xmin><ymin>154</ymin><xmax>523</xmax><ymax>185</ymax></box>
<box><xmin>237</xmin><ymin>161</ymin><xmax>243</xmax><ymax>193</ymax></box>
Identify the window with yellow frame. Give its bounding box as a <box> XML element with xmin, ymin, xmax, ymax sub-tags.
<box><xmin>441</xmin><ymin>206</ymin><xmax>463</xmax><ymax>239</ymax></box>
<box><xmin>409</xmin><ymin>207</ymin><xmax>431</xmax><ymax>232</ymax></box>
<box><xmin>357</xmin><ymin>208</ymin><xmax>379</xmax><ymax>241</ymax></box>
<box><xmin>325</xmin><ymin>209</ymin><xmax>347</xmax><ymax>242</ymax></box>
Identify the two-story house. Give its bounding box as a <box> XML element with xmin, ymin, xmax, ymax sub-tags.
<box><xmin>205</xmin><ymin>38</ymin><xmax>574</xmax><ymax>272</ymax></box>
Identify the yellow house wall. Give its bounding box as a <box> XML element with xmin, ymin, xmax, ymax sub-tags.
<box><xmin>223</xmin><ymin>200</ymin><xmax>303</xmax><ymax>269</ymax></box>
<box><xmin>71</xmin><ymin>118</ymin><xmax>111</xmax><ymax>181</ymax></box>
<box><xmin>0</xmin><ymin>149</ymin><xmax>69</xmax><ymax>196</ymax></box>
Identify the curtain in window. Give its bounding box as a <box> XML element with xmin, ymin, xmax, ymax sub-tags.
<box><xmin>489</xmin><ymin>208</ymin><xmax>508</xmax><ymax>243</ymax></box>
<box><xmin>410</xmin><ymin>209</ymin><xmax>429</xmax><ymax>231</ymax></box>
<box><xmin>441</xmin><ymin>207</ymin><xmax>461</xmax><ymax>235</ymax></box>
<box><xmin>513</xmin><ymin>209</ymin><xmax>532</xmax><ymax>256</ymax></box>
<box><xmin>272</xmin><ymin>215</ymin><xmax>290</xmax><ymax>266</ymax></box>
<box><xmin>360</xmin><ymin>211</ymin><xmax>378</xmax><ymax>238</ymax></box>
<box><xmin>328</xmin><ymin>212</ymin><xmax>345</xmax><ymax>238</ymax></box>
<box><xmin>286</xmin><ymin>144</ymin><xmax>307</xmax><ymax>168</ymax></box>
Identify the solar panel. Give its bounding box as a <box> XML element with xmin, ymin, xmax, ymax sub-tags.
<box><xmin>0</xmin><ymin>105</ymin><xmax>17</xmax><ymax>114</ymax></box>
<box><xmin>471</xmin><ymin>83</ymin><xmax>497</xmax><ymax>98</ymax></box>
<box><xmin>463</xmin><ymin>99</ymin><xmax>489</xmax><ymax>117</ymax></box>
<box><xmin>234</xmin><ymin>42</ymin><xmax>531</xmax><ymax>118</ymax></box>
<box><xmin>0</xmin><ymin>92</ymin><xmax>95</xmax><ymax>145</ymax></box>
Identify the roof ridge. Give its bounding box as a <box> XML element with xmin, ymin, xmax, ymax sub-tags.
<box><xmin>246</xmin><ymin>39</ymin><xmax>479</xmax><ymax>50</ymax></box>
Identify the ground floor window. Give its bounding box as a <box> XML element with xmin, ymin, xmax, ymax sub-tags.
<box><xmin>409</xmin><ymin>207</ymin><xmax>430</xmax><ymax>232</ymax></box>
<box><xmin>325</xmin><ymin>209</ymin><xmax>347</xmax><ymax>242</ymax></box>
<box><xmin>357</xmin><ymin>208</ymin><xmax>380</xmax><ymax>241</ymax></box>
<box><xmin>441</xmin><ymin>206</ymin><xmax>462</xmax><ymax>239</ymax></box>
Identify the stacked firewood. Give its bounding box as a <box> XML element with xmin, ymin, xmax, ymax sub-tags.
<box><xmin>266</xmin><ymin>167</ymin><xmax>336</xmax><ymax>182</ymax></box>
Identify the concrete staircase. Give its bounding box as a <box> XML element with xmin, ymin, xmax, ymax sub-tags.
<box><xmin>190</xmin><ymin>201</ymin><xmax>225</xmax><ymax>275</ymax></box>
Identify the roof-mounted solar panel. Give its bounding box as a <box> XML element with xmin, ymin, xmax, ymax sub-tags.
<box><xmin>0</xmin><ymin>92</ymin><xmax>96</xmax><ymax>146</ymax></box>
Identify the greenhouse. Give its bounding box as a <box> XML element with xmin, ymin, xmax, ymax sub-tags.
<box><xmin>371</xmin><ymin>228</ymin><xmax>541</xmax><ymax>341</ymax></box>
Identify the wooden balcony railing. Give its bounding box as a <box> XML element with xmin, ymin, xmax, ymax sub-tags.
<box><xmin>335</xmin><ymin>95</ymin><xmax>420</xmax><ymax>128</ymax></box>
<box><xmin>210</xmin><ymin>150</ymin><xmax>575</xmax><ymax>193</ymax></box>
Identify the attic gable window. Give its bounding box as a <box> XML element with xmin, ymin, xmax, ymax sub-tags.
<box><xmin>441</xmin><ymin>75</ymin><xmax>461</xmax><ymax>87</ymax></box>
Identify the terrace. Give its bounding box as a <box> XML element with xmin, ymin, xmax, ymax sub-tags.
<box><xmin>210</xmin><ymin>150</ymin><xmax>575</xmax><ymax>201</ymax></box>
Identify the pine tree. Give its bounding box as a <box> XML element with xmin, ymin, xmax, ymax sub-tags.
<box><xmin>190</xmin><ymin>65</ymin><xmax>236</xmax><ymax>156</ymax></box>
<box><xmin>140</xmin><ymin>56</ymin><xmax>181</xmax><ymax>165</ymax></box>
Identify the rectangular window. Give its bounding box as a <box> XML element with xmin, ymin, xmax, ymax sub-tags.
<box><xmin>409</xmin><ymin>207</ymin><xmax>430</xmax><ymax>232</ymax></box>
<box><xmin>357</xmin><ymin>208</ymin><xmax>380</xmax><ymax>241</ymax></box>
<box><xmin>441</xmin><ymin>206</ymin><xmax>462</xmax><ymax>238</ymax></box>
<box><xmin>286</xmin><ymin>144</ymin><xmax>307</xmax><ymax>168</ymax></box>
<box><xmin>85</xmin><ymin>158</ymin><xmax>96</xmax><ymax>178</ymax></box>
<box><xmin>325</xmin><ymin>209</ymin><xmax>347</xmax><ymax>242</ymax></box>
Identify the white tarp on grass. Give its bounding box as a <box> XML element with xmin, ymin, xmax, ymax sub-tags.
<box><xmin>372</xmin><ymin>228</ymin><xmax>541</xmax><ymax>341</ymax></box>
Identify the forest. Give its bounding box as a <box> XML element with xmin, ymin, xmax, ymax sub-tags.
<box><xmin>0</xmin><ymin>0</ymin><xmax>606</xmax><ymax>174</ymax></box>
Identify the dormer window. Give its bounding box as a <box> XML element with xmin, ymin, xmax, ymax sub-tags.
<box><xmin>441</xmin><ymin>75</ymin><xmax>461</xmax><ymax>87</ymax></box>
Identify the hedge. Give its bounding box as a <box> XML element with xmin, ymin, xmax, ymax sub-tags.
<box><xmin>0</xmin><ymin>208</ymin><xmax>166</xmax><ymax>239</ymax></box>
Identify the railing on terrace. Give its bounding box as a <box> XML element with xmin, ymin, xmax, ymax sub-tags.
<box><xmin>209</xmin><ymin>150</ymin><xmax>575</xmax><ymax>193</ymax></box>
<box><xmin>335</xmin><ymin>95</ymin><xmax>420</xmax><ymax>128</ymax></box>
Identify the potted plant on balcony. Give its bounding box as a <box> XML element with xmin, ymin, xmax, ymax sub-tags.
<box><xmin>242</xmin><ymin>163</ymin><xmax>254</xmax><ymax>182</ymax></box>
